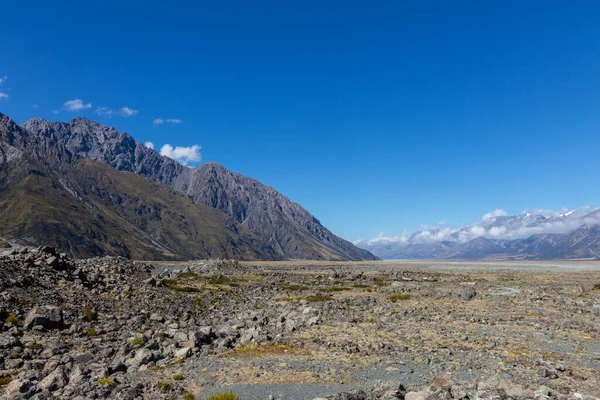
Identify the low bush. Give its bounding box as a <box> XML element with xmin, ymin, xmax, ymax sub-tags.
<box><xmin>98</xmin><ymin>378</ymin><xmax>115</xmax><ymax>386</ymax></box>
<box><xmin>156</xmin><ymin>381</ymin><xmax>171</xmax><ymax>391</ymax></box>
<box><xmin>4</xmin><ymin>314</ymin><xmax>19</xmax><ymax>325</ymax></box>
<box><xmin>131</xmin><ymin>338</ymin><xmax>144</xmax><ymax>347</ymax></box>
<box><xmin>86</xmin><ymin>327</ymin><xmax>97</xmax><ymax>337</ymax></box>
<box><xmin>173</xmin><ymin>373</ymin><xmax>184</xmax><ymax>381</ymax></box>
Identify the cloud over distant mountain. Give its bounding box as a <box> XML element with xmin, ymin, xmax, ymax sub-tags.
<box><xmin>356</xmin><ymin>206</ymin><xmax>600</xmax><ymax>247</ymax></box>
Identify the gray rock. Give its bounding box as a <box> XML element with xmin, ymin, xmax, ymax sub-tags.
<box><xmin>24</xmin><ymin>306</ymin><xmax>64</xmax><ymax>330</ymax></box>
<box><xmin>38</xmin><ymin>366</ymin><xmax>68</xmax><ymax>391</ymax></box>
<box><xmin>0</xmin><ymin>333</ymin><xmax>20</xmax><ymax>349</ymax></box>
<box><xmin>461</xmin><ymin>289</ymin><xmax>477</xmax><ymax>300</ymax></box>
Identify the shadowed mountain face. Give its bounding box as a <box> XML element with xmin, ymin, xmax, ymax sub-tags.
<box><xmin>3</xmin><ymin>114</ymin><xmax>376</xmax><ymax>260</ymax></box>
<box><xmin>0</xmin><ymin>114</ymin><xmax>281</xmax><ymax>260</ymax></box>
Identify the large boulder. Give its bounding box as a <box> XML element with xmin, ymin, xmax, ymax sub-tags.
<box><xmin>24</xmin><ymin>306</ymin><xmax>65</xmax><ymax>330</ymax></box>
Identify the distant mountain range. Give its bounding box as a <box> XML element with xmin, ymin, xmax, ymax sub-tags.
<box><xmin>356</xmin><ymin>209</ymin><xmax>600</xmax><ymax>260</ymax></box>
<box><xmin>0</xmin><ymin>112</ymin><xmax>377</xmax><ymax>261</ymax></box>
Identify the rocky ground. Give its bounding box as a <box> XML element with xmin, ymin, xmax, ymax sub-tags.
<box><xmin>0</xmin><ymin>248</ymin><xmax>599</xmax><ymax>399</ymax></box>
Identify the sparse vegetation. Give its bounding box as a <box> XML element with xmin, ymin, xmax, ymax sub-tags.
<box><xmin>351</xmin><ymin>283</ymin><xmax>369</xmax><ymax>288</ymax></box>
<box><xmin>222</xmin><ymin>343</ymin><xmax>296</xmax><ymax>357</ymax></box>
<box><xmin>389</xmin><ymin>293</ymin><xmax>412</xmax><ymax>302</ymax></box>
<box><xmin>98</xmin><ymin>378</ymin><xmax>116</xmax><ymax>386</ymax></box>
<box><xmin>208</xmin><ymin>391</ymin><xmax>240</xmax><ymax>400</ymax></box>
<box><xmin>183</xmin><ymin>393</ymin><xmax>195</xmax><ymax>400</ymax></box>
<box><xmin>206</xmin><ymin>275</ymin><xmax>231</xmax><ymax>285</ymax></box>
<box><xmin>164</xmin><ymin>279</ymin><xmax>201</xmax><ymax>293</ymax></box>
<box><xmin>0</xmin><ymin>376</ymin><xmax>12</xmax><ymax>386</ymax></box>
<box><xmin>84</xmin><ymin>307</ymin><xmax>95</xmax><ymax>322</ymax></box>
<box><xmin>306</xmin><ymin>294</ymin><xmax>334</xmax><ymax>302</ymax></box>
<box><xmin>157</xmin><ymin>381</ymin><xmax>172</xmax><ymax>391</ymax></box>
<box><xmin>27</xmin><ymin>343</ymin><xmax>42</xmax><ymax>350</ymax></box>
<box><xmin>173</xmin><ymin>373</ymin><xmax>184</xmax><ymax>381</ymax></box>
<box><xmin>593</xmin><ymin>283</ymin><xmax>600</xmax><ymax>290</ymax></box>
<box><xmin>322</xmin><ymin>287</ymin><xmax>350</xmax><ymax>292</ymax></box>
<box><xmin>131</xmin><ymin>338</ymin><xmax>144</xmax><ymax>347</ymax></box>
<box><xmin>124</xmin><ymin>290</ymin><xmax>134</xmax><ymax>297</ymax></box>
<box><xmin>4</xmin><ymin>314</ymin><xmax>19</xmax><ymax>325</ymax></box>
<box><xmin>86</xmin><ymin>327</ymin><xmax>97</xmax><ymax>336</ymax></box>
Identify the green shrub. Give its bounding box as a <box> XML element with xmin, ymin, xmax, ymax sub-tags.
<box><xmin>4</xmin><ymin>314</ymin><xmax>19</xmax><ymax>325</ymax></box>
<box><xmin>157</xmin><ymin>381</ymin><xmax>171</xmax><ymax>391</ymax></box>
<box><xmin>183</xmin><ymin>392</ymin><xmax>195</xmax><ymax>400</ymax></box>
<box><xmin>27</xmin><ymin>343</ymin><xmax>42</xmax><ymax>350</ymax></box>
<box><xmin>98</xmin><ymin>378</ymin><xmax>116</xmax><ymax>386</ymax></box>
<box><xmin>86</xmin><ymin>327</ymin><xmax>97</xmax><ymax>337</ymax></box>
<box><xmin>389</xmin><ymin>293</ymin><xmax>412</xmax><ymax>302</ymax></box>
<box><xmin>84</xmin><ymin>308</ymin><xmax>95</xmax><ymax>322</ymax></box>
<box><xmin>208</xmin><ymin>392</ymin><xmax>240</xmax><ymax>400</ymax></box>
<box><xmin>124</xmin><ymin>290</ymin><xmax>134</xmax><ymax>297</ymax></box>
<box><xmin>593</xmin><ymin>283</ymin><xmax>600</xmax><ymax>291</ymax></box>
<box><xmin>0</xmin><ymin>376</ymin><xmax>12</xmax><ymax>386</ymax></box>
<box><xmin>173</xmin><ymin>373</ymin><xmax>184</xmax><ymax>381</ymax></box>
<box><xmin>131</xmin><ymin>338</ymin><xmax>144</xmax><ymax>347</ymax></box>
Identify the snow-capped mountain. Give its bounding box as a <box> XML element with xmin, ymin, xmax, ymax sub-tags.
<box><xmin>355</xmin><ymin>207</ymin><xmax>600</xmax><ymax>260</ymax></box>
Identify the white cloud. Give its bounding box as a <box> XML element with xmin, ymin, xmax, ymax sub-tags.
<box><xmin>160</xmin><ymin>144</ymin><xmax>202</xmax><ymax>166</ymax></box>
<box><xmin>144</xmin><ymin>142</ymin><xmax>154</xmax><ymax>150</ymax></box>
<box><xmin>482</xmin><ymin>209</ymin><xmax>507</xmax><ymax>221</ymax></box>
<box><xmin>119</xmin><ymin>107</ymin><xmax>137</xmax><ymax>117</ymax></box>
<box><xmin>154</xmin><ymin>117</ymin><xmax>182</xmax><ymax>126</ymax></box>
<box><xmin>0</xmin><ymin>93</ymin><xmax>7</xmax><ymax>100</ymax></box>
<box><xmin>95</xmin><ymin>107</ymin><xmax>113</xmax><ymax>116</ymax></box>
<box><xmin>64</xmin><ymin>99</ymin><xmax>92</xmax><ymax>112</ymax></box>
<box><xmin>0</xmin><ymin>76</ymin><xmax>7</xmax><ymax>85</ymax></box>
<box><xmin>356</xmin><ymin>206</ymin><xmax>600</xmax><ymax>250</ymax></box>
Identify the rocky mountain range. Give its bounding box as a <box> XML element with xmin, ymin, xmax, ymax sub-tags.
<box><xmin>356</xmin><ymin>209</ymin><xmax>600</xmax><ymax>260</ymax></box>
<box><xmin>0</xmin><ymin>112</ymin><xmax>377</xmax><ymax>261</ymax></box>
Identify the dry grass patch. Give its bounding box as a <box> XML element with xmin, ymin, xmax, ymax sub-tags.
<box><xmin>389</xmin><ymin>293</ymin><xmax>412</xmax><ymax>302</ymax></box>
<box><xmin>221</xmin><ymin>343</ymin><xmax>298</xmax><ymax>358</ymax></box>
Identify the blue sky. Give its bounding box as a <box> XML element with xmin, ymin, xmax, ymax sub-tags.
<box><xmin>1</xmin><ymin>1</ymin><xmax>600</xmax><ymax>241</ymax></box>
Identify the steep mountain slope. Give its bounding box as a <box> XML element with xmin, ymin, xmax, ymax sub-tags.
<box><xmin>21</xmin><ymin>116</ymin><xmax>376</xmax><ymax>260</ymax></box>
<box><xmin>0</xmin><ymin>113</ymin><xmax>280</xmax><ymax>260</ymax></box>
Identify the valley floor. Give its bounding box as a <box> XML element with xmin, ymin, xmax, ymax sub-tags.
<box><xmin>1</xmin><ymin>251</ymin><xmax>599</xmax><ymax>399</ymax></box>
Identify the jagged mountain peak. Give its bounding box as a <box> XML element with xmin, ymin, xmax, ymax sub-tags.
<box><xmin>7</xmin><ymin>113</ymin><xmax>376</xmax><ymax>261</ymax></box>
